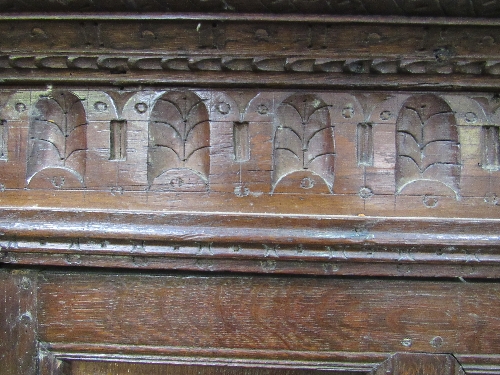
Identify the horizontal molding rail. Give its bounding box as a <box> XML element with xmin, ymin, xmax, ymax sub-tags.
<box><xmin>1</xmin><ymin>208</ymin><xmax>499</xmax><ymax>277</ymax></box>
<box><xmin>0</xmin><ymin>14</ymin><xmax>497</xmax><ymax>26</ymax></box>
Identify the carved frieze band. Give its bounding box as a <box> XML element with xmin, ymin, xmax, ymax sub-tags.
<box><xmin>1</xmin><ymin>88</ymin><xmax>500</xmax><ymax>206</ymax></box>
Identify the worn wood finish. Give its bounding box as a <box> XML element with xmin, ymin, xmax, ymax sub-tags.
<box><xmin>70</xmin><ymin>363</ymin><xmax>344</xmax><ymax>375</ymax></box>
<box><xmin>2</xmin><ymin>89</ymin><xmax>500</xmax><ymax>205</ymax></box>
<box><xmin>0</xmin><ymin>0</ymin><xmax>499</xmax><ymax>17</ymax></box>
<box><xmin>0</xmin><ymin>15</ymin><xmax>500</xmax><ymax>88</ymax></box>
<box><xmin>0</xmin><ymin>270</ymin><xmax>38</xmax><ymax>375</ymax></box>
<box><xmin>1</xmin><ymin>87</ymin><xmax>500</xmax><ymax>276</ymax></box>
<box><xmin>0</xmin><ymin>4</ymin><xmax>500</xmax><ymax>375</ymax></box>
<box><xmin>372</xmin><ymin>353</ymin><xmax>466</xmax><ymax>375</ymax></box>
<box><xmin>65</xmin><ymin>355</ymin><xmax>470</xmax><ymax>375</ymax></box>
<box><xmin>36</xmin><ymin>272</ymin><xmax>500</xmax><ymax>372</ymax></box>
<box><xmin>0</xmin><ymin>269</ymin><xmax>497</xmax><ymax>374</ymax></box>
<box><xmin>0</xmin><ymin>13</ymin><xmax>499</xmax><ymax>279</ymax></box>
<box><xmin>2</xmin><ymin>209</ymin><xmax>500</xmax><ymax>277</ymax></box>
<box><xmin>38</xmin><ymin>350</ymin><xmax>71</xmax><ymax>375</ymax></box>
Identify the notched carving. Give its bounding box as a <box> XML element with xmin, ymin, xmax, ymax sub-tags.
<box><xmin>307</xmin><ymin>24</ymin><xmax>328</xmax><ymax>50</ymax></box>
<box><xmin>481</xmin><ymin>125</ymin><xmax>500</xmax><ymax>170</ymax></box>
<box><xmin>357</xmin><ymin>122</ymin><xmax>373</xmax><ymax>166</ymax></box>
<box><xmin>0</xmin><ymin>120</ymin><xmax>7</xmax><ymax>161</ymax></box>
<box><xmin>148</xmin><ymin>91</ymin><xmax>210</xmax><ymax>191</ymax></box>
<box><xmin>423</xmin><ymin>195</ymin><xmax>439</xmax><ymax>208</ymax></box>
<box><xmin>264</xmin><ymin>244</ymin><xmax>279</xmax><ymax>257</ymax></box>
<box><xmin>197</xmin><ymin>22</ymin><xmax>226</xmax><ymax>50</ymax></box>
<box><xmin>233</xmin><ymin>121</ymin><xmax>250</xmax><ymax>162</ymax></box>
<box><xmin>396</xmin><ymin>94</ymin><xmax>460</xmax><ymax>198</ymax></box>
<box><xmin>253</xmin><ymin>57</ymin><xmax>286</xmax><ymax>72</ymax></box>
<box><xmin>79</xmin><ymin>21</ymin><xmax>103</xmax><ymax>48</ymax></box>
<box><xmin>359</xmin><ymin>187</ymin><xmax>373</xmax><ymax>199</ymax></box>
<box><xmin>6</xmin><ymin>52</ymin><xmax>500</xmax><ymax>78</ymax></box>
<box><xmin>260</xmin><ymin>260</ymin><xmax>277</xmax><ymax>271</ymax></box>
<box><xmin>109</xmin><ymin>120</ymin><xmax>127</xmax><ymax>161</ymax></box>
<box><xmin>27</xmin><ymin>90</ymin><xmax>87</xmax><ymax>189</ymax></box>
<box><xmin>273</xmin><ymin>93</ymin><xmax>335</xmax><ymax>193</ymax></box>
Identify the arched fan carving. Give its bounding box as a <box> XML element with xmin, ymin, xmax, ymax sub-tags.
<box><xmin>273</xmin><ymin>93</ymin><xmax>335</xmax><ymax>193</ymax></box>
<box><xmin>148</xmin><ymin>91</ymin><xmax>210</xmax><ymax>188</ymax></box>
<box><xmin>27</xmin><ymin>90</ymin><xmax>87</xmax><ymax>188</ymax></box>
<box><xmin>396</xmin><ymin>94</ymin><xmax>461</xmax><ymax>197</ymax></box>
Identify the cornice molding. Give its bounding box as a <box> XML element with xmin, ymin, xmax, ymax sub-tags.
<box><xmin>0</xmin><ymin>16</ymin><xmax>500</xmax><ymax>86</ymax></box>
<box><xmin>0</xmin><ymin>0</ymin><xmax>499</xmax><ymax>18</ymax></box>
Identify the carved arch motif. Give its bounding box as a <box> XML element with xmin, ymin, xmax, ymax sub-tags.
<box><xmin>27</xmin><ymin>90</ymin><xmax>87</xmax><ymax>188</ymax></box>
<box><xmin>396</xmin><ymin>94</ymin><xmax>461</xmax><ymax>197</ymax></box>
<box><xmin>148</xmin><ymin>91</ymin><xmax>210</xmax><ymax>190</ymax></box>
<box><xmin>273</xmin><ymin>93</ymin><xmax>335</xmax><ymax>193</ymax></box>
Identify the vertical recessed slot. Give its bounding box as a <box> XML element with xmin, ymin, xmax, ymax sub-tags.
<box><xmin>357</xmin><ymin>122</ymin><xmax>373</xmax><ymax>166</ymax></box>
<box><xmin>197</xmin><ymin>22</ymin><xmax>216</xmax><ymax>49</ymax></box>
<box><xmin>233</xmin><ymin>121</ymin><xmax>250</xmax><ymax>162</ymax></box>
<box><xmin>0</xmin><ymin>120</ymin><xmax>6</xmax><ymax>160</ymax></box>
<box><xmin>482</xmin><ymin>125</ymin><xmax>500</xmax><ymax>170</ymax></box>
<box><xmin>110</xmin><ymin>120</ymin><xmax>127</xmax><ymax>161</ymax></box>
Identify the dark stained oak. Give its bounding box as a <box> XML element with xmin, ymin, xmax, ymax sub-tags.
<box><xmin>70</xmin><ymin>363</ymin><xmax>346</xmax><ymax>375</ymax></box>
<box><xmin>33</xmin><ymin>271</ymin><xmax>500</xmax><ymax>374</ymax></box>
<box><xmin>1</xmin><ymin>88</ymin><xmax>500</xmax><ymax>277</ymax></box>
<box><xmin>0</xmin><ymin>4</ymin><xmax>500</xmax><ymax>375</ymax></box>
<box><xmin>0</xmin><ymin>270</ymin><xmax>38</xmax><ymax>375</ymax></box>
<box><xmin>372</xmin><ymin>353</ymin><xmax>466</xmax><ymax>375</ymax></box>
<box><xmin>1</xmin><ymin>15</ymin><xmax>500</xmax><ymax>89</ymax></box>
<box><xmin>38</xmin><ymin>272</ymin><xmax>500</xmax><ymax>356</ymax></box>
<box><xmin>0</xmin><ymin>0</ymin><xmax>499</xmax><ymax>17</ymax></box>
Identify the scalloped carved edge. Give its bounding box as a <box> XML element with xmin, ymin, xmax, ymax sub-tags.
<box><xmin>2</xmin><ymin>55</ymin><xmax>500</xmax><ymax>76</ymax></box>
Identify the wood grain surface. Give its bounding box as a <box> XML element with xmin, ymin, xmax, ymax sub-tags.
<box><xmin>0</xmin><ymin>5</ymin><xmax>499</xmax><ymax>375</ymax></box>
<box><xmin>0</xmin><ymin>15</ymin><xmax>500</xmax><ymax>89</ymax></box>
<box><xmin>70</xmin><ymin>362</ymin><xmax>343</xmax><ymax>375</ymax></box>
<box><xmin>38</xmin><ymin>272</ymin><xmax>500</xmax><ymax>357</ymax></box>
<box><xmin>0</xmin><ymin>270</ymin><xmax>37</xmax><ymax>375</ymax></box>
<box><xmin>1</xmin><ymin>87</ymin><xmax>500</xmax><ymax>277</ymax></box>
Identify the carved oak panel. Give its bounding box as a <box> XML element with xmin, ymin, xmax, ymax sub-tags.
<box><xmin>0</xmin><ymin>7</ymin><xmax>499</xmax><ymax>375</ymax></box>
<box><xmin>27</xmin><ymin>90</ymin><xmax>87</xmax><ymax>189</ymax></box>
<box><xmin>148</xmin><ymin>90</ymin><xmax>210</xmax><ymax>191</ymax></box>
<box><xmin>273</xmin><ymin>93</ymin><xmax>335</xmax><ymax>194</ymax></box>
<box><xmin>396</xmin><ymin>94</ymin><xmax>460</xmax><ymax>198</ymax></box>
<box><xmin>0</xmin><ymin>88</ymin><xmax>499</xmax><ymax>214</ymax></box>
<box><xmin>1</xmin><ymin>88</ymin><xmax>500</xmax><ymax>277</ymax></box>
